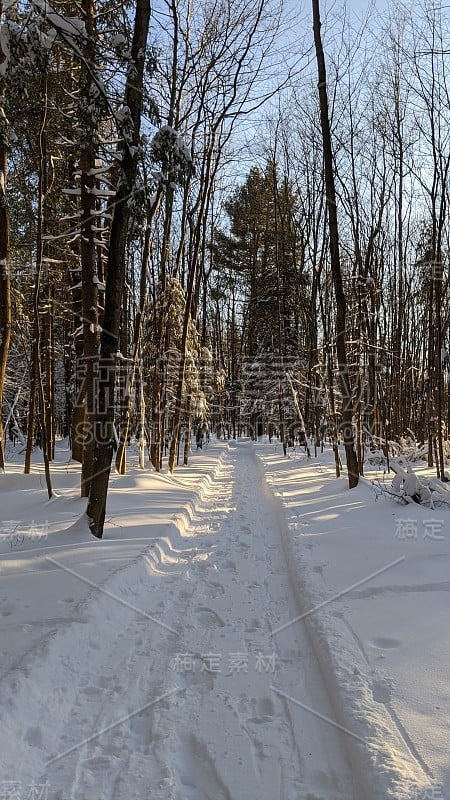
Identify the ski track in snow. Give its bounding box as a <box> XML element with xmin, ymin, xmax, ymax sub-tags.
<box><xmin>2</xmin><ymin>443</ymin><xmax>356</xmax><ymax>799</ymax></box>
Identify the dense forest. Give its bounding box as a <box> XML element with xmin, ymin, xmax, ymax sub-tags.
<box><xmin>1</xmin><ymin>0</ymin><xmax>450</xmax><ymax>535</ymax></box>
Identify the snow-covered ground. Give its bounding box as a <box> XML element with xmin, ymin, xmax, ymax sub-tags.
<box><xmin>260</xmin><ymin>443</ymin><xmax>450</xmax><ymax>800</ymax></box>
<box><xmin>0</xmin><ymin>438</ymin><xmax>448</xmax><ymax>799</ymax></box>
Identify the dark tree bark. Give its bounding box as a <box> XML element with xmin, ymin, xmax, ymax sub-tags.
<box><xmin>33</xmin><ymin>78</ymin><xmax>53</xmax><ymax>498</ymax></box>
<box><xmin>167</xmin><ymin>146</ymin><xmax>216</xmax><ymax>474</ymax></box>
<box><xmin>312</xmin><ymin>0</ymin><xmax>359</xmax><ymax>488</ymax></box>
<box><xmin>87</xmin><ymin>0</ymin><xmax>151</xmax><ymax>537</ymax></box>
<box><xmin>79</xmin><ymin>0</ymin><xmax>100</xmax><ymax>497</ymax></box>
<box><xmin>24</xmin><ymin>371</ymin><xmax>36</xmax><ymax>475</ymax></box>
<box><xmin>116</xmin><ymin>191</ymin><xmax>161</xmax><ymax>474</ymax></box>
<box><xmin>43</xmin><ymin>278</ymin><xmax>55</xmax><ymax>462</ymax></box>
<box><xmin>150</xmin><ymin>0</ymin><xmax>179</xmax><ymax>472</ymax></box>
<box><xmin>0</xmin><ymin>2</ymin><xmax>11</xmax><ymax>471</ymax></box>
<box><xmin>0</xmin><ymin>133</ymin><xmax>10</xmax><ymax>472</ymax></box>
<box><xmin>167</xmin><ymin>242</ymin><xmax>199</xmax><ymax>474</ymax></box>
<box><xmin>68</xmin><ymin>149</ymin><xmax>85</xmax><ymax>464</ymax></box>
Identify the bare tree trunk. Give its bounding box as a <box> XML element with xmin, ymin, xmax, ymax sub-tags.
<box><xmin>0</xmin><ymin>4</ymin><xmax>11</xmax><ymax>471</ymax></box>
<box><xmin>116</xmin><ymin>192</ymin><xmax>161</xmax><ymax>474</ymax></box>
<box><xmin>67</xmin><ymin>150</ymin><xmax>85</xmax><ymax>463</ymax></box>
<box><xmin>319</xmin><ymin>291</ymin><xmax>341</xmax><ymax>477</ymax></box>
<box><xmin>435</xmin><ymin>266</ymin><xmax>445</xmax><ymax>480</ymax></box>
<box><xmin>167</xmin><ymin>159</ymin><xmax>215</xmax><ymax>473</ymax></box>
<box><xmin>426</xmin><ymin>272</ymin><xmax>435</xmax><ymax>467</ymax></box>
<box><xmin>43</xmin><ymin>279</ymin><xmax>55</xmax><ymax>461</ymax></box>
<box><xmin>312</xmin><ymin>0</ymin><xmax>358</xmax><ymax>488</ymax></box>
<box><xmin>34</xmin><ymin>79</ymin><xmax>53</xmax><ymax>498</ymax></box>
<box><xmin>271</xmin><ymin>160</ymin><xmax>287</xmax><ymax>455</ymax></box>
<box><xmin>138</xmin><ymin>365</ymin><xmax>146</xmax><ymax>469</ymax></box>
<box><xmin>24</xmin><ymin>368</ymin><xmax>36</xmax><ymax>474</ymax></box>
<box><xmin>168</xmin><ymin>261</ymin><xmax>198</xmax><ymax>474</ymax></box>
<box><xmin>87</xmin><ymin>0</ymin><xmax>151</xmax><ymax>538</ymax></box>
<box><xmin>79</xmin><ymin>0</ymin><xmax>100</xmax><ymax>496</ymax></box>
<box><xmin>183</xmin><ymin>395</ymin><xmax>192</xmax><ymax>465</ymax></box>
<box><xmin>0</xmin><ymin>151</ymin><xmax>10</xmax><ymax>471</ymax></box>
<box><xmin>150</xmin><ymin>188</ymin><xmax>174</xmax><ymax>471</ymax></box>
<box><xmin>150</xmin><ymin>0</ymin><xmax>179</xmax><ymax>471</ymax></box>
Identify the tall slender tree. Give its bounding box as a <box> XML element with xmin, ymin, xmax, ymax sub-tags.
<box><xmin>0</xmin><ymin>1</ymin><xmax>11</xmax><ymax>470</ymax></box>
<box><xmin>312</xmin><ymin>0</ymin><xmax>359</xmax><ymax>487</ymax></box>
<box><xmin>87</xmin><ymin>0</ymin><xmax>151</xmax><ymax>538</ymax></box>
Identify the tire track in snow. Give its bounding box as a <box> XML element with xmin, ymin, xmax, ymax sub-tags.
<box><xmin>40</xmin><ymin>450</ymin><xmax>237</xmax><ymax>800</ymax></box>
<box><xmin>0</xmin><ymin>452</ymin><xmax>231</xmax><ymax>798</ymax></box>
<box><xmin>161</xmin><ymin>442</ymin><xmax>356</xmax><ymax>800</ymax></box>
<box><xmin>13</xmin><ymin>444</ymin><xmax>356</xmax><ymax>799</ymax></box>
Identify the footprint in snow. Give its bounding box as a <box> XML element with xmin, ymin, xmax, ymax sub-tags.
<box><xmin>194</xmin><ymin>606</ymin><xmax>226</xmax><ymax>628</ymax></box>
<box><xmin>177</xmin><ymin>733</ymin><xmax>231</xmax><ymax>800</ymax></box>
<box><xmin>204</xmin><ymin>579</ymin><xmax>225</xmax><ymax>596</ymax></box>
<box><xmin>24</xmin><ymin>726</ymin><xmax>44</xmax><ymax>748</ymax></box>
<box><xmin>245</xmin><ymin>617</ymin><xmax>261</xmax><ymax>632</ymax></box>
<box><xmin>218</xmin><ymin>558</ymin><xmax>236</xmax><ymax>572</ymax></box>
<box><xmin>238</xmin><ymin>695</ymin><xmax>275</xmax><ymax>724</ymax></box>
<box><xmin>370</xmin><ymin>636</ymin><xmax>401</xmax><ymax>650</ymax></box>
<box><xmin>372</xmin><ymin>677</ymin><xmax>393</xmax><ymax>704</ymax></box>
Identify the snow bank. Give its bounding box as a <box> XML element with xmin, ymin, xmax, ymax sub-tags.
<box><xmin>0</xmin><ymin>441</ymin><xmax>230</xmax><ymax>791</ymax></box>
<box><xmin>258</xmin><ymin>445</ymin><xmax>445</xmax><ymax>800</ymax></box>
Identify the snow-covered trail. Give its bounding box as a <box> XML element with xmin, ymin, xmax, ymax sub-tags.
<box><xmin>10</xmin><ymin>443</ymin><xmax>357</xmax><ymax>799</ymax></box>
<box><xmin>158</xmin><ymin>442</ymin><xmax>357</xmax><ymax>800</ymax></box>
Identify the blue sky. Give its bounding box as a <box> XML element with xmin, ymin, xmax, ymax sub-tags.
<box><xmin>347</xmin><ymin>0</ymin><xmax>389</xmax><ymax>11</ymax></box>
<box><xmin>329</xmin><ymin>0</ymin><xmax>390</xmax><ymax>21</ymax></box>
<box><xmin>315</xmin><ymin>0</ymin><xmax>391</xmax><ymax>25</ymax></box>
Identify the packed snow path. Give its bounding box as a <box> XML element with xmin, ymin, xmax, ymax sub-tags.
<box><xmin>4</xmin><ymin>443</ymin><xmax>357</xmax><ymax>799</ymax></box>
